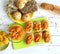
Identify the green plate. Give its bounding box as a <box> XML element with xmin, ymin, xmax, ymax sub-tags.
<box><xmin>9</xmin><ymin>17</ymin><xmax>50</xmax><ymax>50</ymax></box>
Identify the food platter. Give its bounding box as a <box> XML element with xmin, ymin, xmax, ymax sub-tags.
<box><xmin>9</xmin><ymin>17</ymin><xmax>51</xmax><ymax>50</ymax></box>
<box><xmin>6</xmin><ymin>0</ymin><xmax>37</xmax><ymax>23</ymax></box>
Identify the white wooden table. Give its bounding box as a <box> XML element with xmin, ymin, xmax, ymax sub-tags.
<box><xmin>0</xmin><ymin>0</ymin><xmax>60</xmax><ymax>54</ymax></box>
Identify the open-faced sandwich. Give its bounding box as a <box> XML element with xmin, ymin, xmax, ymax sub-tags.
<box><xmin>26</xmin><ymin>33</ymin><xmax>34</xmax><ymax>45</ymax></box>
<box><xmin>33</xmin><ymin>21</ymin><xmax>41</xmax><ymax>32</ymax></box>
<box><xmin>0</xmin><ymin>31</ymin><xmax>9</xmax><ymax>51</ymax></box>
<box><xmin>25</xmin><ymin>21</ymin><xmax>33</xmax><ymax>33</ymax></box>
<box><xmin>34</xmin><ymin>32</ymin><xmax>42</xmax><ymax>43</ymax></box>
<box><xmin>42</xmin><ymin>31</ymin><xmax>50</xmax><ymax>43</ymax></box>
<box><xmin>9</xmin><ymin>25</ymin><xmax>25</xmax><ymax>42</ymax></box>
<box><xmin>41</xmin><ymin>20</ymin><xmax>48</xmax><ymax>30</ymax></box>
<box><xmin>6</xmin><ymin>0</ymin><xmax>38</xmax><ymax>23</ymax></box>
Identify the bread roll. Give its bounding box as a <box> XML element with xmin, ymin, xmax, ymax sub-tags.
<box><xmin>12</xmin><ymin>11</ymin><xmax>22</xmax><ymax>20</ymax></box>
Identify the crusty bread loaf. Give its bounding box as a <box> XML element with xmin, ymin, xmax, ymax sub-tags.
<box><xmin>40</xmin><ymin>3</ymin><xmax>60</xmax><ymax>15</ymax></box>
